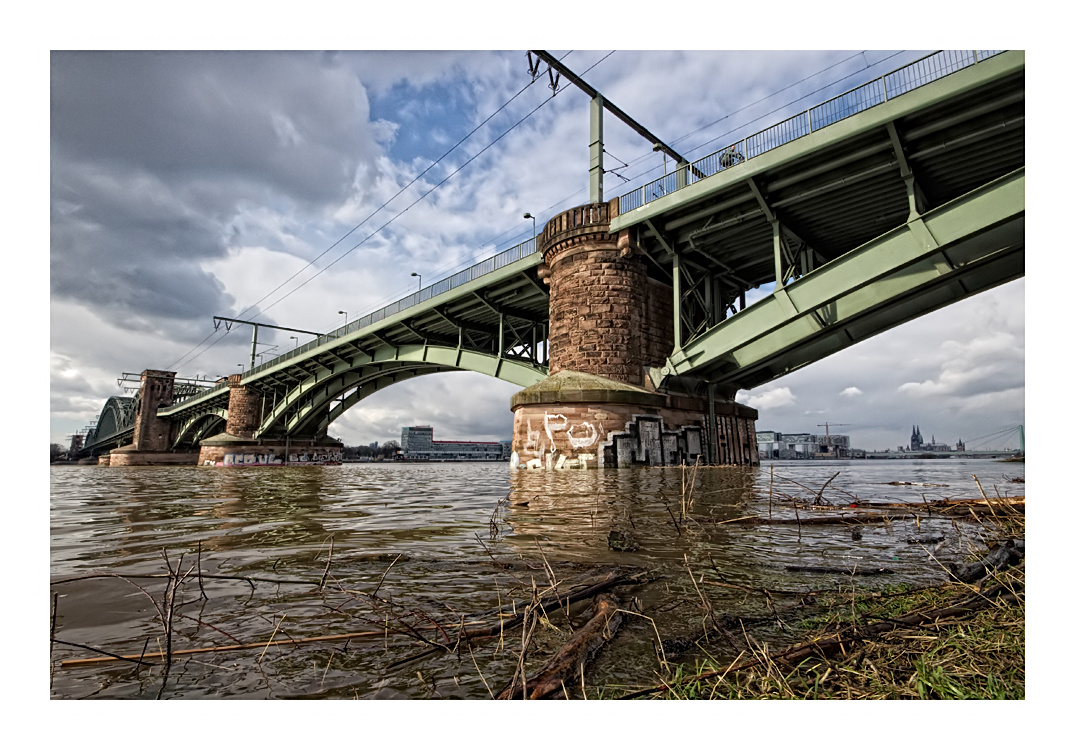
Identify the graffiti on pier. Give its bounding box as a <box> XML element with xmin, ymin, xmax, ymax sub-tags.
<box><xmin>512</xmin><ymin>411</ymin><xmax>705</xmax><ymax>470</ymax></box>
<box><xmin>600</xmin><ymin>415</ymin><xmax>705</xmax><ymax>468</ymax></box>
<box><xmin>567</xmin><ymin>421</ymin><xmax>600</xmax><ymax>449</ymax></box>
<box><xmin>513</xmin><ymin>411</ymin><xmax>605</xmax><ymax>470</ymax></box>
<box><xmin>221</xmin><ymin>453</ymin><xmax>284</xmax><ymax>466</ymax></box>
<box><xmin>206</xmin><ymin>449</ymin><xmax>343</xmax><ymax>467</ymax></box>
<box><xmin>287</xmin><ymin>450</ymin><xmax>343</xmax><ymax>465</ymax></box>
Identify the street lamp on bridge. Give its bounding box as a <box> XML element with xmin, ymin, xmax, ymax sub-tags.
<box><xmin>338</xmin><ymin>310</ymin><xmax>348</xmax><ymax>328</ymax></box>
<box><xmin>524</xmin><ymin>212</ymin><xmax>536</xmax><ymax>241</ymax></box>
<box><xmin>411</xmin><ymin>272</ymin><xmax>422</xmax><ymax>290</ymax></box>
<box><xmin>290</xmin><ymin>335</ymin><xmax>299</xmax><ymax>349</ymax></box>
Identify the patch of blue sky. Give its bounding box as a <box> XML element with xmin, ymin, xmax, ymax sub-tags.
<box><xmin>370</xmin><ymin>78</ymin><xmax>479</xmax><ymax>165</ymax></box>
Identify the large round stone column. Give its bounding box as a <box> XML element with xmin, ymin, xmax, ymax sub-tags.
<box><xmin>543</xmin><ymin>203</ymin><xmax>648</xmax><ymax>386</ymax></box>
<box><xmin>223</xmin><ymin>374</ymin><xmax>261</xmax><ymax>439</ymax></box>
<box><xmin>510</xmin><ymin>203</ymin><xmax>758</xmax><ymax>469</ymax></box>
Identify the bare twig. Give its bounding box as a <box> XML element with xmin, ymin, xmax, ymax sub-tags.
<box><xmin>257</xmin><ymin>614</ymin><xmax>287</xmax><ymax>663</ymax></box>
<box><xmin>370</xmin><ymin>553</ymin><xmax>402</xmax><ymax>599</ymax></box>
<box><xmin>814</xmin><ymin>472</ymin><xmax>841</xmax><ymax>505</ymax></box>
<box><xmin>319</xmin><ymin>535</ymin><xmax>335</xmax><ymax>591</ymax></box>
<box><xmin>197</xmin><ymin>541</ymin><xmax>208</xmax><ymax>600</ymax></box>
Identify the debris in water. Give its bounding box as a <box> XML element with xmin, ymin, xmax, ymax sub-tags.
<box><xmin>607</xmin><ymin>530</ymin><xmax>639</xmax><ymax>552</ymax></box>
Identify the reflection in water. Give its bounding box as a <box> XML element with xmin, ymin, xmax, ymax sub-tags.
<box><xmin>50</xmin><ymin>459</ymin><xmax>1024</xmax><ymax>698</ymax></box>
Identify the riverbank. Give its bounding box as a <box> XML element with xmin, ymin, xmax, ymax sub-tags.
<box><xmin>631</xmin><ymin>539</ymin><xmax>1025</xmax><ymax>699</ymax></box>
<box><xmin>496</xmin><ymin>495</ymin><xmax>1025</xmax><ymax>700</ymax></box>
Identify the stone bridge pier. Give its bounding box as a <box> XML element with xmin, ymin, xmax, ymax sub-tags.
<box><xmin>107</xmin><ymin>369</ymin><xmax>197</xmax><ymax>466</ymax></box>
<box><xmin>510</xmin><ymin>202</ymin><xmax>758</xmax><ymax>469</ymax></box>
<box><xmin>197</xmin><ymin>375</ymin><xmax>342</xmax><ymax>466</ymax></box>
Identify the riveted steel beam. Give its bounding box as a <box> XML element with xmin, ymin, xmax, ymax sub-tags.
<box><xmin>653</xmin><ymin>168</ymin><xmax>1023</xmax><ymax>391</ymax></box>
<box><xmin>611</xmin><ymin>51</ymin><xmax>1024</xmax><ymax>235</ymax></box>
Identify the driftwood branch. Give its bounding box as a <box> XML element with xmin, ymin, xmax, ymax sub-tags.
<box><xmin>496</xmin><ymin>594</ymin><xmax>623</xmax><ymax>700</ymax></box>
<box><xmin>386</xmin><ymin>570</ymin><xmax>646</xmax><ymax>671</ymax></box>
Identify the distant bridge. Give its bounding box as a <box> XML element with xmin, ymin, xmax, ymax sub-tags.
<box><xmin>77</xmin><ymin>50</ymin><xmax>1023</xmax><ymax>461</ymax></box>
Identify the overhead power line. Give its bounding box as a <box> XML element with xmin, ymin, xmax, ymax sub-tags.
<box><xmin>170</xmin><ymin>50</ymin><xmax>907</xmax><ymax>374</ymax></box>
<box><xmin>169</xmin><ymin>63</ymin><xmax>549</xmax><ymax>372</ymax></box>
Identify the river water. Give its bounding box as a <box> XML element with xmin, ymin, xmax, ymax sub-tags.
<box><xmin>49</xmin><ymin>458</ymin><xmax>1024</xmax><ymax>699</ymax></box>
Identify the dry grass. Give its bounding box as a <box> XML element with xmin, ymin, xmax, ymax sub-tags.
<box><xmin>639</xmin><ymin>516</ymin><xmax>1025</xmax><ymax>700</ymax></box>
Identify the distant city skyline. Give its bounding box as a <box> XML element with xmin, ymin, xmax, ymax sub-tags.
<box><xmin>755</xmin><ymin>421</ymin><xmax>1024</xmax><ymax>453</ymax></box>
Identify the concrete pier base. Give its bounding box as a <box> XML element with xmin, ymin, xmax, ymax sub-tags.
<box><xmin>197</xmin><ymin>433</ymin><xmax>344</xmax><ymax>466</ymax></box>
<box><xmin>105</xmin><ymin>448</ymin><xmax>199</xmax><ymax>466</ymax></box>
<box><xmin>510</xmin><ymin>370</ymin><xmax>758</xmax><ymax>469</ymax></box>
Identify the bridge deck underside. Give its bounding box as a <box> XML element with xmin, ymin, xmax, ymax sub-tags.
<box><xmin>669</xmin><ymin>170</ymin><xmax>1023</xmax><ymax>389</ymax></box>
<box><xmin>615</xmin><ymin>53</ymin><xmax>1023</xmax><ymax>393</ymax></box>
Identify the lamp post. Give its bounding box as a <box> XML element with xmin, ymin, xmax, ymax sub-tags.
<box><xmin>290</xmin><ymin>335</ymin><xmax>299</xmax><ymax>349</ymax></box>
<box><xmin>237</xmin><ymin>363</ymin><xmax>244</xmax><ymax>373</ymax></box>
<box><xmin>523</xmin><ymin>212</ymin><xmax>536</xmax><ymax>241</ymax></box>
<box><xmin>338</xmin><ymin>310</ymin><xmax>348</xmax><ymax>328</ymax></box>
<box><xmin>411</xmin><ymin>272</ymin><xmax>422</xmax><ymax>290</ymax></box>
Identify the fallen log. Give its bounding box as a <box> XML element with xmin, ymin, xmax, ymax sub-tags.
<box><xmin>715</xmin><ymin>513</ymin><xmax>915</xmax><ymax>526</ymax></box>
<box><xmin>386</xmin><ymin>571</ymin><xmax>646</xmax><ymax>670</ymax></box>
<box><xmin>846</xmin><ymin>497</ymin><xmax>1024</xmax><ymax>509</ymax></box>
<box><xmin>495</xmin><ymin>594</ymin><xmax>623</xmax><ymax>700</ymax></box>
<box><xmin>951</xmin><ymin>539</ymin><xmax>1024</xmax><ymax>582</ymax></box>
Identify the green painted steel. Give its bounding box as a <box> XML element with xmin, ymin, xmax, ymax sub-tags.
<box><xmin>256</xmin><ymin>343</ymin><xmax>546</xmax><ymax>438</ymax></box>
<box><xmin>199</xmin><ymin>251</ymin><xmax>546</xmax><ymax>442</ymax></box>
<box><xmin>613</xmin><ymin>51</ymin><xmax>1020</xmax><ymax>226</ymax></box>
<box><xmin>652</xmin><ymin>168</ymin><xmax>1024</xmax><ymax>391</ymax></box>
<box><xmin>82</xmin><ymin>395</ymin><xmax>137</xmax><ymax>452</ymax></box>
<box><xmin>151</xmin><ymin>248</ymin><xmax>548</xmax><ymax>445</ymax></box>
<box><xmin>172</xmin><ymin>408</ymin><xmax>228</xmax><ymax>447</ymax></box>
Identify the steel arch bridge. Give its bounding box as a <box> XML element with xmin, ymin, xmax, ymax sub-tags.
<box><xmin>81</xmin><ymin>395</ymin><xmax>137</xmax><ymax>453</ymax></box>
<box><xmin>155</xmin><ymin>248</ymin><xmax>551</xmax><ymax>444</ymax></box>
<box><xmin>75</xmin><ymin>50</ymin><xmax>1023</xmax><ymax>457</ymax></box>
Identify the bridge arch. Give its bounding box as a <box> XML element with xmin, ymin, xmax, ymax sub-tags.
<box><xmin>87</xmin><ymin>395</ymin><xmax>136</xmax><ymax>447</ymax></box>
<box><xmin>252</xmin><ymin>344</ymin><xmax>546</xmax><ymax>439</ymax></box>
<box><xmin>173</xmin><ymin>409</ymin><xmax>228</xmax><ymax>448</ymax></box>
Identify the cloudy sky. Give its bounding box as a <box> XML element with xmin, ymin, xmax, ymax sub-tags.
<box><xmin>47</xmin><ymin>43</ymin><xmax>1026</xmax><ymax>453</ymax></box>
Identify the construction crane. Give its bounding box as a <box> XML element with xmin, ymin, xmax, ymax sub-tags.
<box><xmin>817</xmin><ymin>423</ymin><xmax>850</xmax><ymax>456</ymax></box>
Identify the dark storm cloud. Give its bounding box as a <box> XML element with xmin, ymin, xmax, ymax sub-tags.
<box><xmin>50</xmin><ymin>51</ymin><xmax>383</xmax><ymax>324</ymax></box>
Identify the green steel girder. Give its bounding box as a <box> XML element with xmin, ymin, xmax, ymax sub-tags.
<box><xmin>612</xmin><ymin>52</ymin><xmax>1024</xmax><ymax>236</ymax></box>
<box><xmin>255</xmin><ymin>343</ymin><xmax>547</xmax><ymax>438</ymax></box>
<box><xmin>307</xmin><ymin>366</ymin><xmax>457</xmax><ymax>437</ymax></box>
<box><xmin>81</xmin><ymin>395</ymin><xmax>138</xmax><ymax>452</ymax></box>
<box><xmin>652</xmin><ymin>168</ymin><xmax>1024</xmax><ymax>392</ymax></box>
<box><xmin>172</xmin><ymin>409</ymin><xmax>228</xmax><ymax>448</ymax></box>
<box><xmin>157</xmin><ymin>383</ymin><xmax>231</xmax><ymax>418</ymax></box>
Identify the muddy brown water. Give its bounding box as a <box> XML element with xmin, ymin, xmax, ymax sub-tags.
<box><xmin>50</xmin><ymin>459</ymin><xmax>1023</xmax><ymax>699</ymax></box>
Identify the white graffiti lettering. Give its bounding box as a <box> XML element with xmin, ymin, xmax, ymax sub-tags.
<box><xmin>544</xmin><ymin>413</ymin><xmax>568</xmax><ymax>444</ymax></box>
<box><xmin>567</xmin><ymin>422</ymin><xmax>599</xmax><ymax>448</ymax></box>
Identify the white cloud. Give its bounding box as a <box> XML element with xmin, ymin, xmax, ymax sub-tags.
<box><xmin>741</xmin><ymin>386</ymin><xmax>797</xmax><ymax>410</ymax></box>
<box><xmin>840</xmin><ymin>387</ymin><xmax>863</xmax><ymax>397</ymax></box>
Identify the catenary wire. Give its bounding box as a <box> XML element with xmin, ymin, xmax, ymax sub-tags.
<box><xmin>167</xmin><ymin>62</ymin><xmax>550</xmax><ymax>371</ymax></box>
<box><xmin>172</xmin><ymin>50</ymin><xmax>902</xmax><ymax>373</ymax></box>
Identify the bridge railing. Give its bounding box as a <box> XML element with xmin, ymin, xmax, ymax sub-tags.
<box><xmin>617</xmin><ymin>50</ymin><xmax>1007</xmax><ymax>214</ymax></box>
<box><xmin>244</xmin><ymin>236</ymin><xmax>541</xmax><ymax>379</ymax></box>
